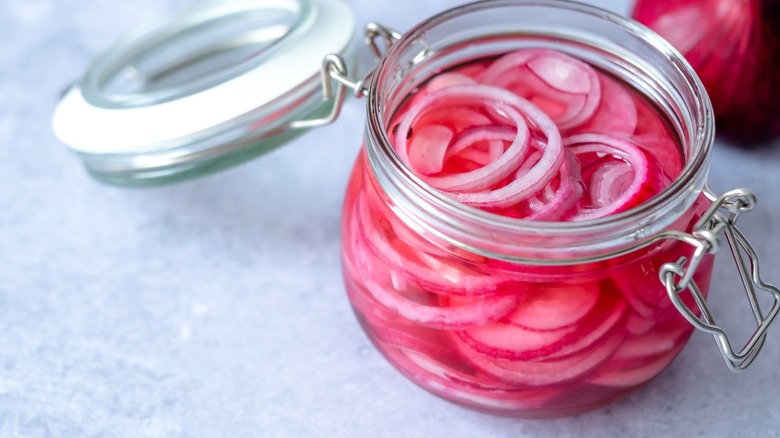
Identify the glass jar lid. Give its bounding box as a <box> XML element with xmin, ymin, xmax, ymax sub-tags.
<box><xmin>52</xmin><ymin>0</ymin><xmax>356</xmax><ymax>186</ymax></box>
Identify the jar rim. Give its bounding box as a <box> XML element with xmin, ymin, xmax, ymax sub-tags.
<box><xmin>364</xmin><ymin>0</ymin><xmax>714</xmax><ymax>260</ymax></box>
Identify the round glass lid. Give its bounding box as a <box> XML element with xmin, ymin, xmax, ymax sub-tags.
<box><xmin>52</xmin><ymin>0</ymin><xmax>355</xmax><ymax>183</ymax></box>
<box><xmin>80</xmin><ymin>0</ymin><xmax>310</xmax><ymax>109</ymax></box>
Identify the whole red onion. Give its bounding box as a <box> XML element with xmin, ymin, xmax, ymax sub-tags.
<box><xmin>632</xmin><ymin>0</ymin><xmax>780</xmax><ymax>145</ymax></box>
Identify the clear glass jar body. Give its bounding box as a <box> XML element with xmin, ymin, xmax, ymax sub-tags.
<box><xmin>341</xmin><ymin>0</ymin><xmax>715</xmax><ymax>417</ymax></box>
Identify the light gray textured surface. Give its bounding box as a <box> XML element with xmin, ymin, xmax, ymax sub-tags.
<box><xmin>2</xmin><ymin>0</ymin><xmax>780</xmax><ymax>437</ymax></box>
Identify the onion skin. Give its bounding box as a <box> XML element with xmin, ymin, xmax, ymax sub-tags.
<box><xmin>632</xmin><ymin>0</ymin><xmax>780</xmax><ymax>145</ymax></box>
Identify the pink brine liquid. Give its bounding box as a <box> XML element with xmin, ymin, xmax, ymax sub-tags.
<box><xmin>341</xmin><ymin>48</ymin><xmax>713</xmax><ymax>417</ymax></box>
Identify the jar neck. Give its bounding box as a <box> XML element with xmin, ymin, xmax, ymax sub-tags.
<box><xmin>364</xmin><ymin>0</ymin><xmax>714</xmax><ymax>264</ymax></box>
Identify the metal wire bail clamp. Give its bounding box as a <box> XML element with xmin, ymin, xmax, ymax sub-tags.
<box><xmin>659</xmin><ymin>188</ymin><xmax>780</xmax><ymax>372</ymax></box>
<box><xmin>289</xmin><ymin>23</ymin><xmax>400</xmax><ymax>130</ymax></box>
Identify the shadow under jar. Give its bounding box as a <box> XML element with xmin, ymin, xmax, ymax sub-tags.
<box><xmin>341</xmin><ymin>1</ymin><xmax>722</xmax><ymax>417</ymax></box>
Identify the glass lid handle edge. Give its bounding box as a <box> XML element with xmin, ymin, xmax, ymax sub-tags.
<box><xmin>658</xmin><ymin>188</ymin><xmax>780</xmax><ymax>372</ymax></box>
<box><xmin>289</xmin><ymin>23</ymin><xmax>401</xmax><ymax>130</ymax></box>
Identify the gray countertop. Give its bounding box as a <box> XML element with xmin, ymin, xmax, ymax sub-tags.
<box><xmin>3</xmin><ymin>0</ymin><xmax>780</xmax><ymax>436</ymax></box>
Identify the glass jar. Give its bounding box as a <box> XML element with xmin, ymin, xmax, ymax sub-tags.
<box><xmin>339</xmin><ymin>0</ymin><xmax>777</xmax><ymax>417</ymax></box>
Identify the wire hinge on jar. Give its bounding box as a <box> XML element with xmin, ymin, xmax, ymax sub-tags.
<box><xmin>658</xmin><ymin>188</ymin><xmax>780</xmax><ymax>372</ymax></box>
<box><xmin>289</xmin><ymin>23</ymin><xmax>400</xmax><ymax>130</ymax></box>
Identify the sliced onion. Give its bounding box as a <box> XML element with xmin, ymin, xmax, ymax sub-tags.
<box><xmin>425</xmin><ymin>72</ymin><xmax>477</xmax><ymax>93</ymax></box>
<box><xmin>575</xmin><ymin>74</ymin><xmax>638</xmax><ymax>135</ymax></box>
<box><xmin>566</xmin><ymin>134</ymin><xmax>660</xmax><ymax>221</ymax></box>
<box><xmin>442</xmin><ymin>125</ymin><xmax>507</xmax><ymax>161</ymax></box>
<box><xmin>542</xmin><ymin>300</ymin><xmax>627</xmax><ymax>360</ymax></box>
<box><xmin>588</xmin><ymin>161</ymin><xmax>634</xmax><ymax>207</ymax></box>
<box><xmin>527</xmin><ymin>54</ymin><xmax>594</xmax><ymax>94</ymax></box>
<box><xmin>631</xmin><ymin>134</ymin><xmax>682</xmax><ymax>182</ymax></box>
<box><xmin>455</xmin><ymin>291</ymin><xmax>624</xmax><ymax>361</ymax></box>
<box><xmin>388</xmin><ymin>49</ymin><xmax>680</xmax><ymax>223</ymax></box>
<box><xmin>356</xmin><ymin>196</ymin><xmax>508</xmax><ymax>296</ymax></box>
<box><xmin>501</xmin><ymin>284</ymin><xmax>599</xmax><ymax>331</ymax></box>
<box><xmin>363</xmin><ymin>280</ymin><xmax>519</xmax><ymax>329</ymax></box>
<box><xmin>453</xmin><ymin>60</ymin><xmax>493</xmax><ymax>82</ymax></box>
<box><xmin>452</xmin><ymin>331</ymin><xmax>624</xmax><ymax>386</ymax></box>
<box><xmin>522</xmin><ymin>152</ymin><xmax>583</xmax><ymax>221</ymax></box>
<box><xmin>589</xmin><ymin>346</ymin><xmax>680</xmax><ymax>387</ymax></box>
<box><xmin>408</xmin><ymin>124</ymin><xmax>453</xmax><ymax>175</ymax></box>
<box><xmin>373</xmin><ymin>323</ymin><xmax>459</xmax><ymax>362</ymax></box>
<box><xmin>382</xmin><ymin>347</ymin><xmax>565</xmax><ymax>410</ymax></box>
<box><xmin>515</xmin><ymin>150</ymin><xmax>543</xmax><ymax>176</ymax></box>
<box><xmin>393</xmin><ymin>84</ymin><xmax>564</xmax><ymax>208</ymax></box>
<box><xmin>426</xmin><ymin>123</ymin><xmax>527</xmax><ymax>192</ymax></box>
<box><xmin>456</xmin><ymin>322</ymin><xmax>578</xmax><ymax>361</ymax></box>
<box><xmin>482</xmin><ymin>48</ymin><xmax>602</xmax><ymax>131</ymax></box>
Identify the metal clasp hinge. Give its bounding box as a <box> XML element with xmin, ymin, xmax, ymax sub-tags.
<box><xmin>659</xmin><ymin>188</ymin><xmax>780</xmax><ymax>372</ymax></box>
<box><xmin>289</xmin><ymin>23</ymin><xmax>401</xmax><ymax>130</ymax></box>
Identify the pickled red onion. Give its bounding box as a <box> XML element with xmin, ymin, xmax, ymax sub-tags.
<box><xmin>394</xmin><ymin>84</ymin><xmax>564</xmax><ymax>208</ymax></box>
<box><xmin>363</xmin><ymin>280</ymin><xmax>519</xmax><ymax>329</ymax></box>
<box><xmin>389</xmin><ymin>49</ymin><xmax>679</xmax><ymax>222</ymax></box>
<box><xmin>426</xmin><ymin>121</ymin><xmax>528</xmax><ymax>192</ymax></box>
<box><xmin>522</xmin><ymin>152</ymin><xmax>583</xmax><ymax>221</ymax></box>
<box><xmin>356</xmin><ymin>196</ymin><xmax>509</xmax><ymax>296</ymax></box>
<box><xmin>408</xmin><ymin>124</ymin><xmax>453</xmax><ymax>175</ymax></box>
<box><xmin>426</xmin><ymin>72</ymin><xmax>477</xmax><ymax>92</ymax></box>
<box><xmin>482</xmin><ymin>49</ymin><xmax>602</xmax><ymax>131</ymax></box>
<box><xmin>566</xmin><ymin>134</ymin><xmax>657</xmax><ymax>221</ymax></box>
<box><xmin>575</xmin><ymin>74</ymin><xmax>638</xmax><ymax>135</ymax></box>
<box><xmin>426</xmin><ymin>107</ymin><xmax>493</xmax><ymax>133</ymax></box>
<box><xmin>452</xmin><ymin>332</ymin><xmax>623</xmax><ymax>386</ymax></box>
